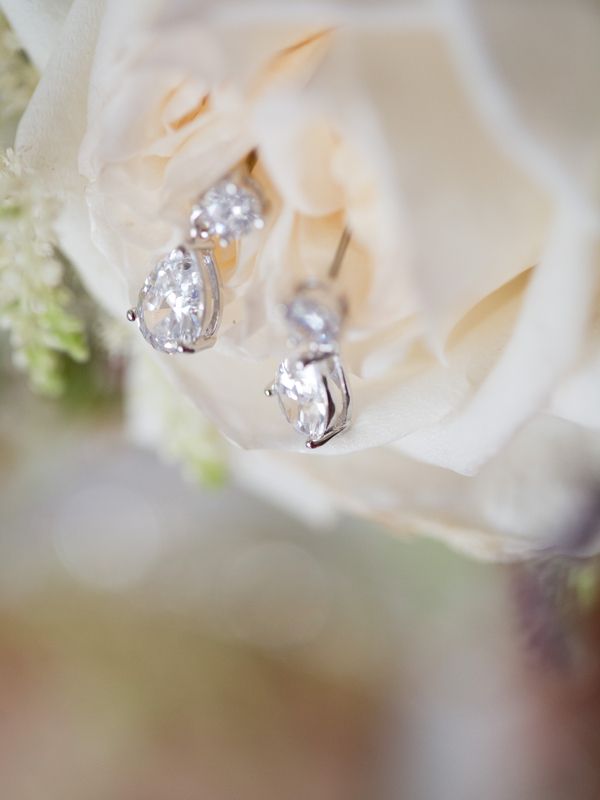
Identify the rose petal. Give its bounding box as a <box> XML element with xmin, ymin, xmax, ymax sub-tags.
<box><xmin>445</xmin><ymin>0</ymin><xmax>600</xmax><ymax>213</ymax></box>
<box><xmin>551</xmin><ymin>324</ymin><xmax>600</xmax><ymax>431</ymax></box>
<box><xmin>0</xmin><ymin>0</ymin><xmax>72</xmax><ymax>69</ymax></box>
<box><xmin>256</xmin><ymin>27</ymin><xmax>552</xmax><ymax>350</ymax></box>
<box><xmin>232</xmin><ymin>414</ymin><xmax>600</xmax><ymax>560</ymax></box>
<box><xmin>396</xmin><ymin>211</ymin><xmax>600</xmax><ymax>473</ymax></box>
<box><xmin>15</xmin><ymin>0</ymin><xmax>103</xmax><ymax>191</ymax></box>
<box><xmin>14</xmin><ymin>0</ymin><xmax>599</xmax><ymax>518</ymax></box>
<box><xmin>161</xmin><ymin>267</ymin><xmax>524</xmax><ymax>453</ymax></box>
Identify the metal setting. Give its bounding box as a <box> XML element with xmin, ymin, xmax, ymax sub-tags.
<box><xmin>266</xmin><ymin>227</ymin><xmax>353</xmax><ymax>449</ymax></box>
<box><xmin>128</xmin><ymin>149</ymin><xmax>266</xmax><ymax>356</ymax></box>
<box><xmin>128</xmin><ymin>244</ymin><xmax>221</xmax><ymax>355</ymax></box>
<box><xmin>265</xmin><ymin>345</ymin><xmax>351</xmax><ymax>449</ymax></box>
<box><xmin>328</xmin><ymin>225</ymin><xmax>351</xmax><ymax>280</ymax></box>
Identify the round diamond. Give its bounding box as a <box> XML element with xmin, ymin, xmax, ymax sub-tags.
<box><xmin>284</xmin><ymin>283</ymin><xmax>343</xmax><ymax>345</ymax></box>
<box><xmin>137</xmin><ymin>248</ymin><xmax>205</xmax><ymax>353</ymax></box>
<box><xmin>190</xmin><ymin>177</ymin><xmax>265</xmax><ymax>245</ymax></box>
<box><xmin>274</xmin><ymin>353</ymin><xmax>336</xmax><ymax>441</ymax></box>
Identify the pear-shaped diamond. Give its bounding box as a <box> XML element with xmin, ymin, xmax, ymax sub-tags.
<box><xmin>275</xmin><ymin>356</ymin><xmax>331</xmax><ymax>441</ymax></box>
<box><xmin>136</xmin><ymin>247</ymin><xmax>205</xmax><ymax>353</ymax></box>
<box><xmin>271</xmin><ymin>350</ymin><xmax>352</xmax><ymax>444</ymax></box>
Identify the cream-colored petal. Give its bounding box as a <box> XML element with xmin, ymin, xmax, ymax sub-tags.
<box><xmin>396</xmin><ymin>212</ymin><xmax>600</xmax><ymax>473</ymax></box>
<box><xmin>445</xmin><ymin>0</ymin><xmax>600</xmax><ymax>213</ymax></box>
<box><xmin>255</xmin><ymin>27</ymin><xmax>552</xmax><ymax>350</ymax></box>
<box><xmin>0</xmin><ymin>0</ymin><xmax>73</xmax><ymax>69</ymax></box>
<box><xmin>55</xmin><ymin>196</ymin><xmax>128</xmax><ymax>316</ymax></box>
<box><xmin>233</xmin><ymin>415</ymin><xmax>600</xmax><ymax>560</ymax></box>
<box><xmin>15</xmin><ymin>0</ymin><xmax>103</xmax><ymax>189</ymax></box>
<box><xmin>78</xmin><ymin>3</ymin><xmax>333</xmax><ymax>310</ymax></box>
<box><xmin>11</xmin><ymin>0</ymin><xmax>130</xmax><ymax>312</ymax></box>
<box><xmin>229</xmin><ymin>448</ymin><xmax>339</xmax><ymax>528</ymax></box>
<box><xmin>254</xmin><ymin>88</ymin><xmax>416</xmax><ymax>336</ymax></box>
<box><xmin>342</xmin><ymin>26</ymin><xmax>553</xmax><ymax>346</ymax></box>
<box><xmin>163</xmin><ymin>267</ymin><xmax>524</xmax><ymax>454</ymax></box>
<box><xmin>551</xmin><ymin>320</ymin><xmax>600</xmax><ymax>431</ymax></box>
<box><xmin>15</xmin><ymin>0</ymin><xmax>598</xmax><ymax>500</ymax></box>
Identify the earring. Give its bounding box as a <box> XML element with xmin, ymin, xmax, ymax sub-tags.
<box><xmin>265</xmin><ymin>227</ymin><xmax>353</xmax><ymax>449</ymax></box>
<box><xmin>189</xmin><ymin>151</ymin><xmax>265</xmax><ymax>247</ymax></box>
<box><xmin>127</xmin><ymin>151</ymin><xmax>266</xmax><ymax>354</ymax></box>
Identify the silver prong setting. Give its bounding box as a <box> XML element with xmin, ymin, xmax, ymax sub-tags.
<box><xmin>267</xmin><ymin>253</ymin><xmax>353</xmax><ymax>449</ymax></box>
<box><xmin>306</xmin><ymin>426</ymin><xmax>345</xmax><ymax>449</ymax></box>
<box><xmin>133</xmin><ymin>244</ymin><xmax>222</xmax><ymax>355</ymax></box>
<box><xmin>268</xmin><ymin>347</ymin><xmax>351</xmax><ymax>450</ymax></box>
<box><xmin>129</xmin><ymin>150</ymin><xmax>267</xmax><ymax>357</ymax></box>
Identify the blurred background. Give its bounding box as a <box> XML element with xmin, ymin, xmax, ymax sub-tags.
<box><xmin>1</xmin><ymin>343</ymin><xmax>600</xmax><ymax>800</ymax></box>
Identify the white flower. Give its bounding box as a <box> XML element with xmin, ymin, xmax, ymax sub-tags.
<box><xmin>3</xmin><ymin>0</ymin><xmax>600</xmax><ymax>558</ymax></box>
<box><xmin>0</xmin><ymin>147</ymin><xmax>88</xmax><ymax>394</ymax></box>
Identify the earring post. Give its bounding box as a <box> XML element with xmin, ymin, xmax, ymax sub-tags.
<box><xmin>328</xmin><ymin>226</ymin><xmax>351</xmax><ymax>280</ymax></box>
<box><xmin>246</xmin><ymin>149</ymin><xmax>258</xmax><ymax>174</ymax></box>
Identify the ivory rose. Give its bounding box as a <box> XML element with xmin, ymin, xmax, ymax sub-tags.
<box><xmin>4</xmin><ymin>0</ymin><xmax>600</xmax><ymax>558</ymax></box>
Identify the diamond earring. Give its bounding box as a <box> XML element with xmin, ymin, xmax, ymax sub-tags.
<box><xmin>265</xmin><ymin>227</ymin><xmax>353</xmax><ymax>449</ymax></box>
<box><xmin>127</xmin><ymin>151</ymin><xmax>266</xmax><ymax>354</ymax></box>
<box><xmin>189</xmin><ymin>151</ymin><xmax>265</xmax><ymax>247</ymax></box>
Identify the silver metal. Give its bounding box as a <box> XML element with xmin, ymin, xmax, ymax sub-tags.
<box><xmin>173</xmin><ymin>244</ymin><xmax>221</xmax><ymax>353</ymax></box>
<box><xmin>266</xmin><ymin>345</ymin><xmax>352</xmax><ymax>449</ymax></box>
<box><xmin>306</xmin><ymin>430</ymin><xmax>342</xmax><ymax>449</ymax></box>
<box><xmin>129</xmin><ymin>148</ymin><xmax>267</xmax><ymax>355</ymax></box>
<box><xmin>328</xmin><ymin>225</ymin><xmax>351</xmax><ymax>280</ymax></box>
<box><xmin>300</xmin><ymin>348</ymin><xmax>351</xmax><ymax>449</ymax></box>
<box><xmin>265</xmin><ymin>225</ymin><xmax>354</xmax><ymax>448</ymax></box>
<box><xmin>295</xmin><ymin>346</ymin><xmax>337</xmax><ymax>369</ymax></box>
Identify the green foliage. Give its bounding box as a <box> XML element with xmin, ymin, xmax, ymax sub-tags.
<box><xmin>569</xmin><ymin>560</ymin><xmax>600</xmax><ymax>612</ymax></box>
<box><xmin>0</xmin><ymin>151</ymin><xmax>89</xmax><ymax>395</ymax></box>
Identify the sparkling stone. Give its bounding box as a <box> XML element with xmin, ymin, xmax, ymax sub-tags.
<box><xmin>284</xmin><ymin>283</ymin><xmax>343</xmax><ymax>345</ymax></box>
<box><xmin>273</xmin><ymin>352</ymin><xmax>338</xmax><ymax>441</ymax></box>
<box><xmin>137</xmin><ymin>248</ymin><xmax>205</xmax><ymax>353</ymax></box>
<box><xmin>190</xmin><ymin>176</ymin><xmax>265</xmax><ymax>245</ymax></box>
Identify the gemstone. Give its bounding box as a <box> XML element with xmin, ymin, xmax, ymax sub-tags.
<box><xmin>284</xmin><ymin>282</ymin><xmax>344</xmax><ymax>345</ymax></box>
<box><xmin>190</xmin><ymin>176</ymin><xmax>265</xmax><ymax>246</ymax></box>
<box><xmin>136</xmin><ymin>247</ymin><xmax>205</xmax><ymax>353</ymax></box>
<box><xmin>272</xmin><ymin>352</ymin><xmax>349</xmax><ymax>441</ymax></box>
